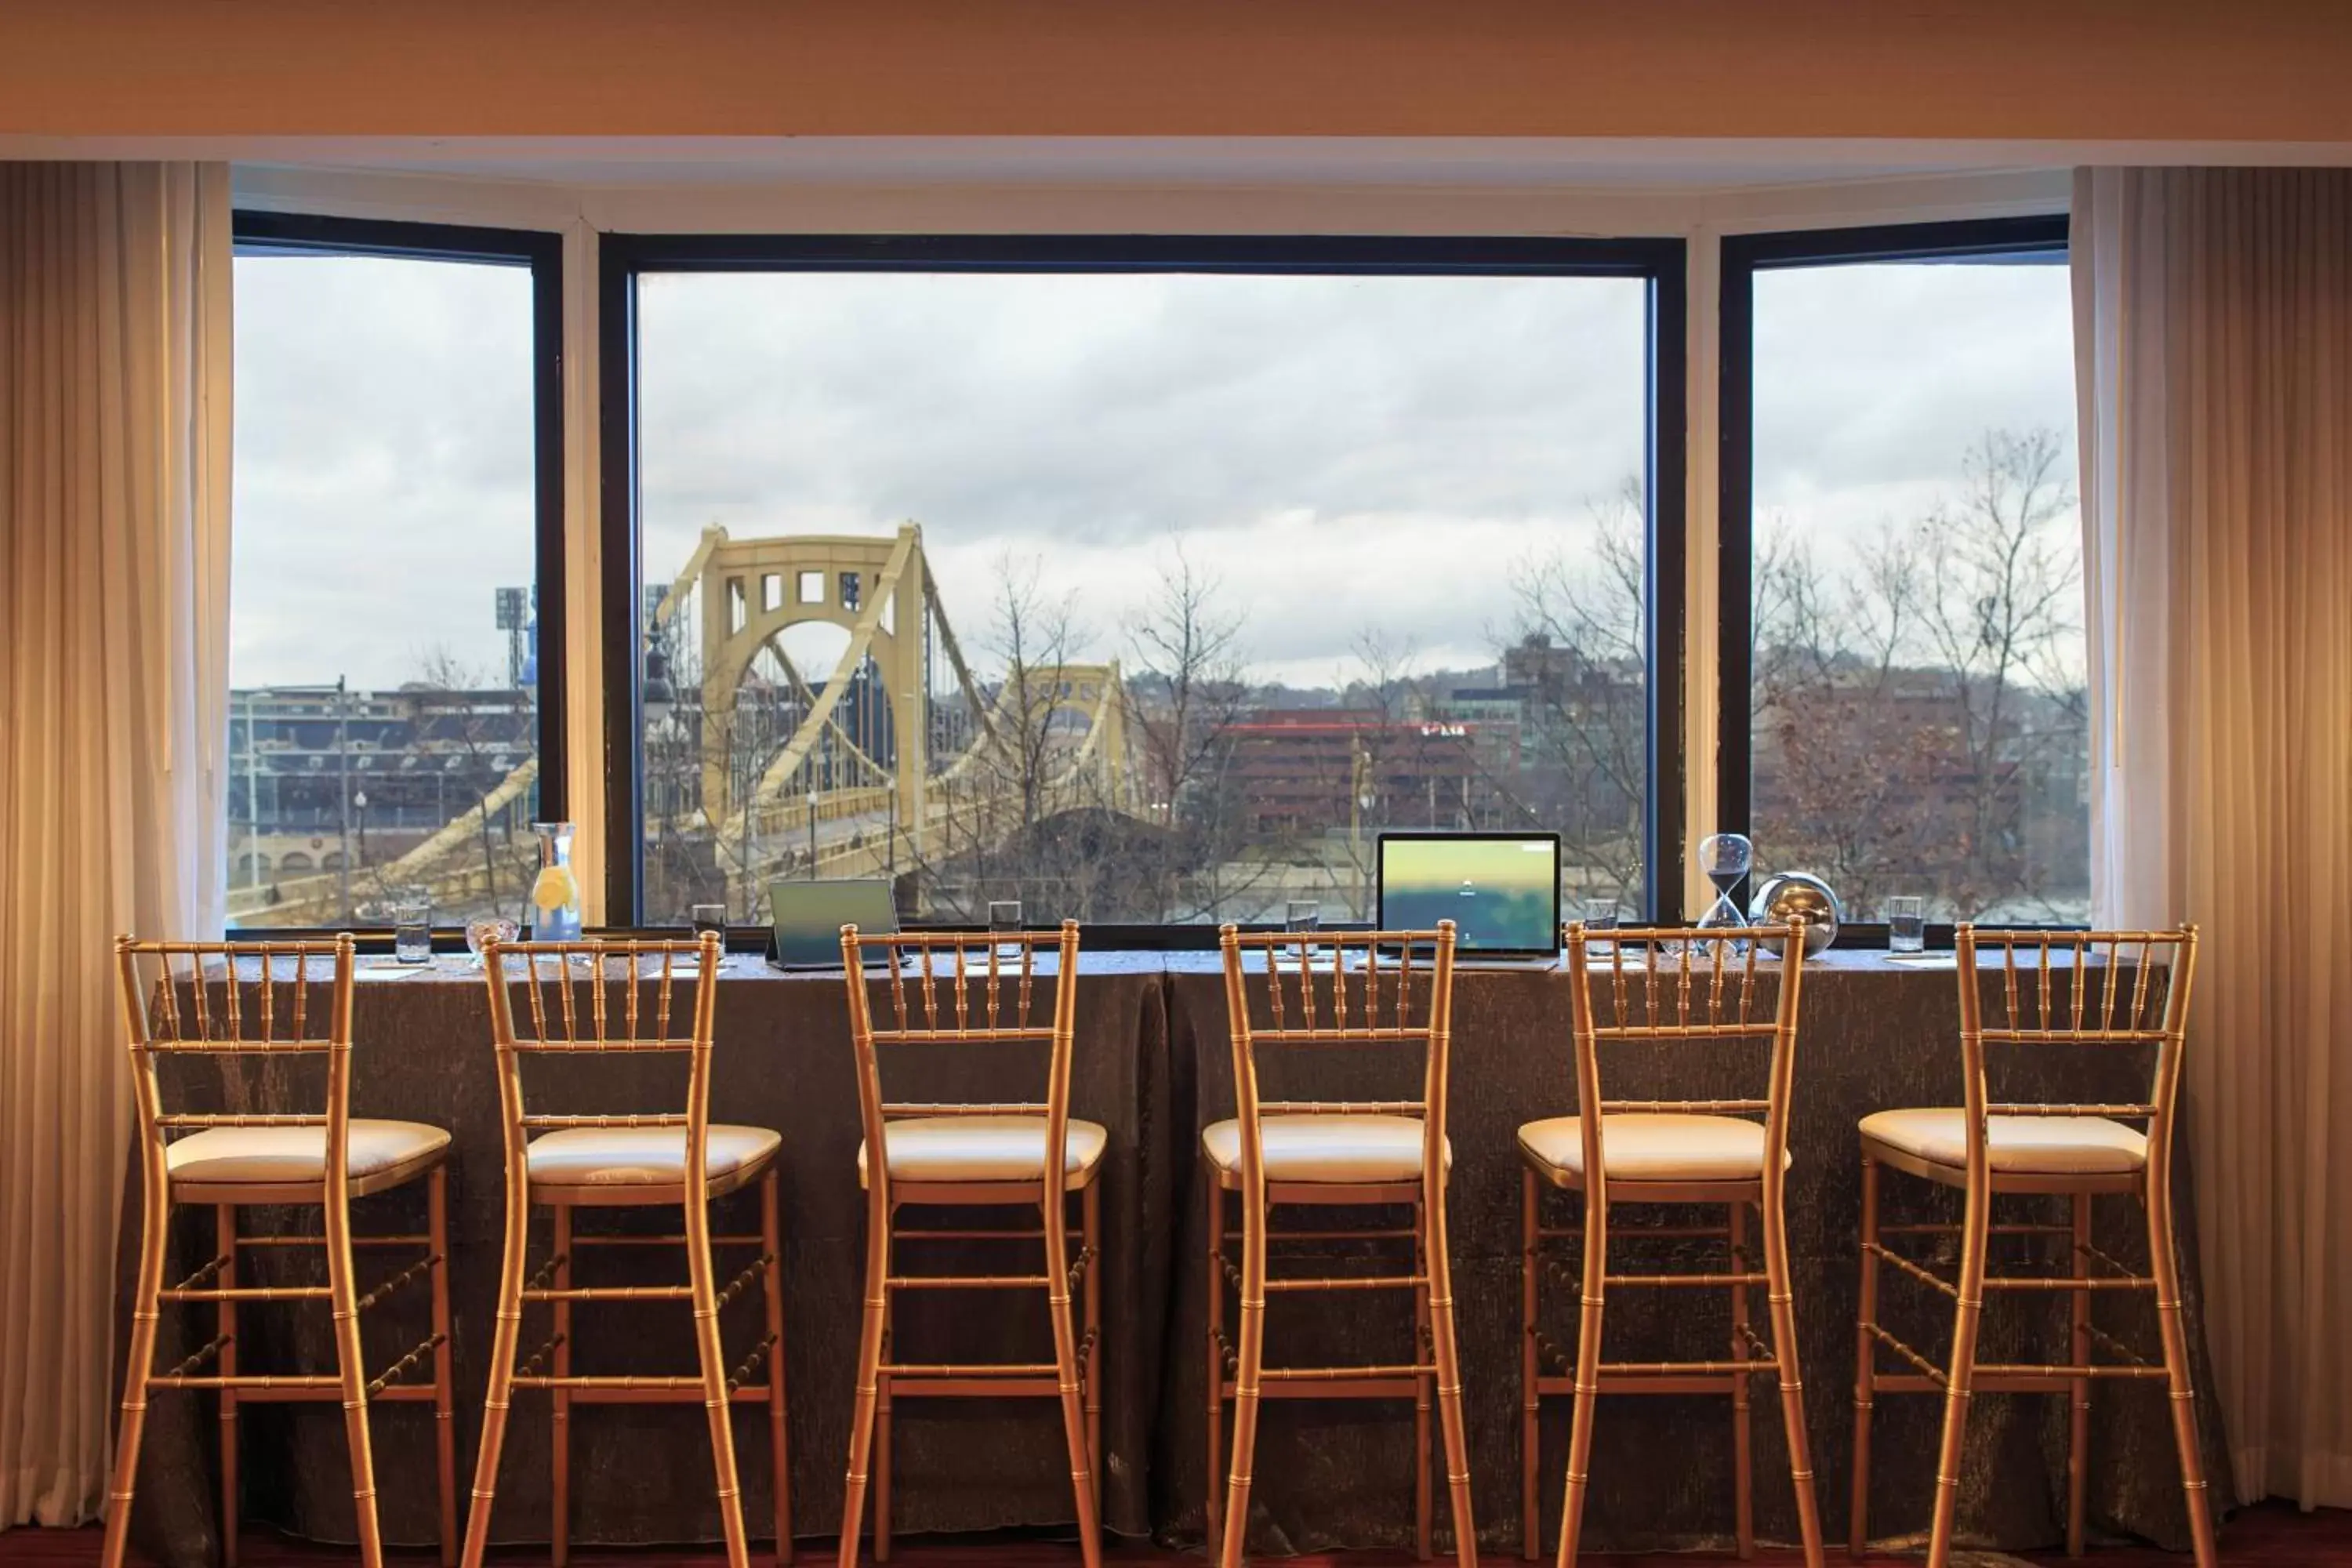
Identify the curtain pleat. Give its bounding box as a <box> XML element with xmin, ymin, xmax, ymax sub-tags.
<box><xmin>2076</xmin><ymin>165</ymin><xmax>2352</xmax><ymax>1507</ymax></box>
<box><xmin>0</xmin><ymin>162</ymin><xmax>232</xmax><ymax>1527</ymax></box>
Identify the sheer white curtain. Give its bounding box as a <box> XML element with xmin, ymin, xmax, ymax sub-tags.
<box><xmin>0</xmin><ymin>162</ymin><xmax>233</xmax><ymax>1525</ymax></box>
<box><xmin>2074</xmin><ymin>165</ymin><xmax>2352</xmax><ymax>1508</ymax></box>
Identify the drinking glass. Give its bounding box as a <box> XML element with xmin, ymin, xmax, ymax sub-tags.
<box><xmin>465</xmin><ymin>915</ymin><xmax>518</xmax><ymax>967</ymax></box>
<box><xmin>1885</xmin><ymin>896</ymin><xmax>1927</xmax><ymax>954</ymax></box>
<box><xmin>390</xmin><ymin>887</ymin><xmax>433</xmax><ymax>964</ymax></box>
<box><xmin>691</xmin><ymin>903</ymin><xmax>728</xmax><ymax>937</ymax></box>
<box><xmin>989</xmin><ymin>899</ymin><xmax>1022</xmax><ymax>959</ymax></box>
<box><xmin>1581</xmin><ymin>897</ymin><xmax>1621</xmax><ymax>954</ymax></box>
<box><xmin>1284</xmin><ymin>900</ymin><xmax>1321</xmax><ymax>933</ymax></box>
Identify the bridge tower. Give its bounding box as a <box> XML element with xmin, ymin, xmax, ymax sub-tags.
<box><xmin>681</xmin><ymin>522</ymin><xmax>987</xmax><ymax>861</ymax></box>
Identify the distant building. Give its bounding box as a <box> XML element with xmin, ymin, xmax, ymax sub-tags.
<box><xmin>228</xmin><ymin>685</ymin><xmax>535</xmax><ymax>885</ymax></box>
<box><xmin>1221</xmin><ymin>710</ymin><xmax>1494</xmax><ymax>835</ymax></box>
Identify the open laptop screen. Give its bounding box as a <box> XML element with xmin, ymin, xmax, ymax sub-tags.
<box><xmin>1375</xmin><ymin>833</ymin><xmax>1562</xmax><ymax>956</ymax></box>
<box><xmin>768</xmin><ymin>879</ymin><xmax>899</xmax><ymax>967</ymax></box>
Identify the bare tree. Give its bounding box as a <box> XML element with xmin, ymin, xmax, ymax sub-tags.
<box><xmin>1754</xmin><ymin>427</ymin><xmax>2087</xmax><ymax>919</ymax></box>
<box><xmin>1509</xmin><ymin>477</ymin><xmax>1650</xmax><ymax>902</ymax></box>
<box><xmin>914</xmin><ymin>553</ymin><xmax>1110</xmax><ymax>918</ymax></box>
<box><xmin>409</xmin><ymin>646</ymin><xmax>539</xmax><ymax>923</ymax></box>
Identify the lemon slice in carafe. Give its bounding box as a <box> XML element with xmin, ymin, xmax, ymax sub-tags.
<box><xmin>531</xmin><ymin>864</ymin><xmax>579</xmax><ymax>914</ymax></box>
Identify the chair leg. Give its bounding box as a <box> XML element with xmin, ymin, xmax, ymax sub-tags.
<box><xmin>874</xmin><ymin>1217</ymin><xmax>894</xmax><ymax>1566</ymax></box>
<box><xmin>551</xmin><ymin>1203</ymin><xmax>573</xmax><ymax>1568</ymax></box>
<box><xmin>1414</xmin><ymin>1208</ymin><xmax>1435</xmax><ymax>1563</ymax></box>
<box><xmin>217</xmin><ymin>1203</ymin><xmax>241</xmax><ymax>1568</ymax></box>
<box><xmin>1730</xmin><ymin>1198</ymin><xmax>1755</xmax><ymax>1560</ymax></box>
<box><xmin>837</xmin><ymin>1192</ymin><xmax>889</xmax><ymax>1568</ymax></box>
<box><xmin>1045</xmin><ymin>1185</ymin><xmax>1105</xmax><ymax>1568</ymax></box>
<box><xmin>2067</xmin><ymin>1192</ymin><xmax>2091</xmax><ymax>1559</ymax></box>
<box><xmin>1849</xmin><ymin>1158</ymin><xmax>1879</xmax><ymax>1560</ymax></box>
<box><xmin>1204</xmin><ymin>1178</ymin><xmax>1226</xmax><ymax>1551</ymax></box>
<box><xmin>1425</xmin><ymin>1179</ymin><xmax>1477</xmax><ymax>1568</ymax></box>
<box><xmin>1083</xmin><ymin>1181</ymin><xmax>1104</xmax><ymax>1528</ymax></box>
<box><xmin>428</xmin><ymin>1170</ymin><xmax>458</xmax><ymax>1568</ymax></box>
<box><xmin>761</xmin><ymin>1169</ymin><xmax>793</xmax><ymax>1567</ymax></box>
<box><xmin>1218</xmin><ymin>1190</ymin><xmax>1267</xmax><ymax>1568</ymax></box>
<box><xmin>1762</xmin><ymin>1185</ymin><xmax>1825</xmax><ymax>1568</ymax></box>
<box><xmin>100</xmin><ymin>1181</ymin><xmax>168</xmax><ymax>1568</ymax></box>
<box><xmin>687</xmin><ymin>1188</ymin><xmax>753</xmax><ymax>1568</ymax></box>
<box><xmin>2147</xmin><ymin>1166</ymin><xmax>2219</xmax><ymax>1568</ymax></box>
<box><xmin>460</xmin><ymin>1179</ymin><xmax>529</xmax><ymax>1568</ymax></box>
<box><xmin>1520</xmin><ymin>1170</ymin><xmax>1541</xmax><ymax>1563</ymax></box>
<box><xmin>325</xmin><ymin>1181</ymin><xmax>386</xmax><ymax>1568</ymax></box>
<box><xmin>1926</xmin><ymin>1173</ymin><xmax>1991</xmax><ymax>1568</ymax></box>
<box><xmin>1555</xmin><ymin>1188</ymin><xmax>1603</xmax><ymax>1568</ymax></box>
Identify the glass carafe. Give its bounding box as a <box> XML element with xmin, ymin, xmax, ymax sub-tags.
<box><xmin>528</xmin><ymin>821</ymin><xmax>581</xmax><ymax>942</ymax></box>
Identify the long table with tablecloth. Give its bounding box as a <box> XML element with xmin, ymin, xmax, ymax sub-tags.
<box><xmin>114</xmin><ymin>949</ymin><xmax>2230</xmax><ymax>1565</ymax></box>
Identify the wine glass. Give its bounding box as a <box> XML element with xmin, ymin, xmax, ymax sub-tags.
<box><xmin>1696</xmin><ymin>833</ymin><xmax>1753</xmax><ymax>931</ymax></box>
<box><xmin>464</xmin><ymin>916</ymin><xmax>519</xmax><ymax>969</ymax></box>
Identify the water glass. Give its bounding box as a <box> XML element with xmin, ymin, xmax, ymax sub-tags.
<box><xmin>390</xmin><ymin>887</ymin><xmax>433</xmax><ymax>964</ymax></box>
<box><xmin>989</xmin><ymin>899</ymin><xmax>1022</xmax><ymax>958</ymax></box>
<box><xmin>691</xmin><ymin>903</ymin><xmax>728</xmax><ymax>937</ymax></box>
<box><xmin>1885</xmin><ymin>896</ymin><xmax>1927</xmax><ymax>954</ymax></box>
<box><xmin>1581</xmin><ymin>897</ymin><xmax>1621</xmax><ymax>956</ymax></box>
<box><xmin>1284</xmin><ymin>900</ymin><xmax>1321</xmax><ymax>933</ymax></box>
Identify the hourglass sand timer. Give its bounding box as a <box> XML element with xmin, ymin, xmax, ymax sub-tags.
<box><xmin>1696</xmin><ymin>832</ymin><xmax>1753</xmax><ymax>932</ymax></box>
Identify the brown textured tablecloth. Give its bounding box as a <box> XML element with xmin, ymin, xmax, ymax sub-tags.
<box><xmin>1155</xmin><ymin>951</ymin><xmax>2230</xmax><ymax>1558</ymax></box>
<box><xmin>112</xmin><ymin>949</ymin><xmax>2229</xmax><ymax>1563</ymax></box>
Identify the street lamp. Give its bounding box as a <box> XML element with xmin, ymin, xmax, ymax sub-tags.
<box><xmin>1349</xmin><ymin>742</ymin><xmax>1377</xmax><ymax>920</ymax></box>
<box><xmin>336</xmin><ymin>677</ymin><xmax>353</xmax><ymax>921</ymax></box>
<box><xmin>806</xmin><ymin>789</ymin><xmax>820</xmax><ymax>879</ymax></box>
<box><xmin>643</xmin><ymin>639</ymin><xmax>676</xmax><ymax>729</ymax></box>
<box><xmin>353</xmin><ymin>789</ymin><xmax>369</xmax><ymax>879</ymax></box>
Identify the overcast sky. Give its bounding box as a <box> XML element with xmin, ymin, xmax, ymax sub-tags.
<box><xmin>229</xmin><ymin>251</ymin><xmax>2075</xmax><ymax>695</ymax></box>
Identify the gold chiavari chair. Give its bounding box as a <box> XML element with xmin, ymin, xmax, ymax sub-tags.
<box><xmin>463</xmin><ymin>934</ymin><xmax>789</xmax><ymax>1568</ymax></box>
<box><xmin>1849</xmin><ymin>926</ymin><xmax>2215</xmax><ymax>1568</ymax></box>
<box><xmin>104</xmin><ymin>935</ymin><xmax>456</xmax><ymax>1568</ymax></box>
<box><xmin>837</xmin><ymin>920</ymin><xmax>1102</xmax><ymax>1568</ymax></box>
<box><xmin>1520</xmin><ymin>924</ymin><xmax>1824</xmax><ymax>1568</ymax></box>
<box><xmin>1206</xmin><ymin>922</ymin><xmax>1475</xmax><ymax>1568</ymax></box>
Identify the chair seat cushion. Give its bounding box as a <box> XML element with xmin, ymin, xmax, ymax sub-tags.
<box><xmin>527</xmin><ymin>1124</ymin><xmax>783</xmax><ymax>1188</ymax></box>
<box><xmin>1860</xmin><ymin>1107</ymin><xmax>2148</xmax><ymax>1174</ymax></box>
<box><xmin>858</xmin><ymin>1116</ymin><xmax>1109</xmax><ymax>1189</ymax></box>
<box><xmin>166</xmin><ymin>1120</ymin><xmax>451</xmax><ymax>1189</ymax></box>
<box><xmin>1200</xmin><ymin>1114</ymin><xmax>1447</xmax><ymax>1185</ymax></box>
<box><xmin>1517</xmin><ymin>1112</ymin><xmax>1785</xmax><ymax>1182</ymax></box>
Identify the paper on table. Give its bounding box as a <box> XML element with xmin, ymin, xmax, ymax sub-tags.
<box><xmin>355</xmin><ymin>961</ymin><xmax>435</xmax><ymax>980</ymax></box>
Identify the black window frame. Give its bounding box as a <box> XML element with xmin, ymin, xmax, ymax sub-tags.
<box><xmin>1716</xmin><ymin>213</ymin><xmax>2074</xmax><ymax>947</ymax></box>
<box><xmin>227</xmin><ymin>210</ymin><xmax>568</xmax><ymax>941</ymax></box>
<box><xmin>598</xmin><ymin>233</ymin><xmax>1689</xmax><ymax>942</ymax></box>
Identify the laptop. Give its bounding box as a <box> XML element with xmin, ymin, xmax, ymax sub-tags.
<box><xmin>1375</xmin><ymin>831</ymin><xmax>1563</xmax><ymax>968</ymax></box>
<box><xmin>767</xmin><ymin>879</ymin><xmax>901</xmax><ymax>971</ymax></box>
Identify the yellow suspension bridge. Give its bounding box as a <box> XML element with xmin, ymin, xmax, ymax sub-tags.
<box><xmin>250</xmin><ymin>523</ymin><xmax>1145</xmax><ymax>925</ymax></box>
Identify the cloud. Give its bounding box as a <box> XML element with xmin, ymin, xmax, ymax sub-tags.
<box><xmin>227</xmin><ymin>252</ymin><xmax>2078</xmax><ymax>695</ymax></box>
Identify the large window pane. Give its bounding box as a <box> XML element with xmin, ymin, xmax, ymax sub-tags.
<box><xmin>632</xmin><ymin>266</ymin><xmax>1650</xmax><ymax>925</ymax></box>
<box><xmin>1748</xmin><ymin>252</ymin><xmax>2086</xmax><ymax>922</ymax></box>
<box><xmin>230</xmin><ymin>247</ymin><xmax>541</xmax><ymax>927</ymax></box>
